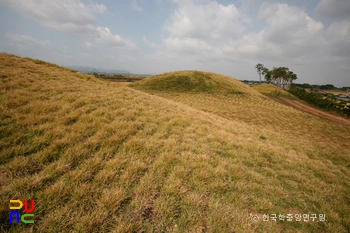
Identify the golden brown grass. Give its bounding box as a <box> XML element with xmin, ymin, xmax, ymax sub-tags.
<box><xmin>323</xmin><ymin>89</ymin><xmax>348</xmax><ymax>95</ymax></box>
<box><xmin>131</xmin><ymin>73</ymin><xmax>350</xmax><ymax>155</ymax></box>
<box><xmin>1</xmin><ymin>54</ymin><xmax>349</xmax><ymax>232</ymax></box>
<box><xmin>252</xmin><ymin>84</ymin><xmax>294</xmax><ymax>98</ymax></box>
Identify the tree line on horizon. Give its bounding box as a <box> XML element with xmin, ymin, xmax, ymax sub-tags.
<box><xmin>255</xmin><ymin>63</ymin><xmax>297</xmax><ymax>89</ymax></box>
<box><xmin>295</xmin><ymin>83</ymin><xmax>350</xmax><ymax>91</ymax></box>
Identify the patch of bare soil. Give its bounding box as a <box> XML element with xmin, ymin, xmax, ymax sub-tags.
<box><xmin>279</xmin><ymin>97</ymin><xmax>350</xmax><ymax>126</ymax></box>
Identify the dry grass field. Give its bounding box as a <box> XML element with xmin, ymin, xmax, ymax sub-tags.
<box><xmin>251</xmin><ymin>84</ymin><xmax>294</xmax><ymax>98</ymax></box>
<box><xmin>323</xmin><ymin>90</ymin><xmax>348</xmax><ymax>95</ymax></box>
<box><xmin>252</xmin><ymin>84</ymin><xmax>350</xmax><ymax>125</ymax></box>
<box><xmin>1</xmin><ymin>54</ymin><xmax>349</xmax><ymax>232</ymax></box>
<box><xmin>131</xmin><ymin>73</ymin><xmax>350</xmax><ymax>154</ymax></box>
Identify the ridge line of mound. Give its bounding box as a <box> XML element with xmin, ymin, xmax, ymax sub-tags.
<box><xmin>130</xmin><ymin>70</ymin><xmax>263</xmax><ymax>97</ymax></box>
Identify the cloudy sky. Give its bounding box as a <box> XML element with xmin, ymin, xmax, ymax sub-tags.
<box><xmin>0</xmin><ymin>0</ymin><xmax>349</xmax><ymax>87</ymax></box>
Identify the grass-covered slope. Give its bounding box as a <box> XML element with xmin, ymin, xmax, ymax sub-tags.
<box><xmin>252</xmin><ymin>84</ymin><xmax>294</xmax><ymax>98</ymax></box>
<box><xmin>129</xmin><ymin>70</ymin><xmax>255</xmax><ymax>95</ymax></box>
<box><xmin>1</xmin><ymin>54</ymin><xmax>350</xmax><ymax>232</ymax></box>
<box><xmin>130</xmin><ymin>71</ymin><xmax>350</xmax><ymax>156</ymax></box>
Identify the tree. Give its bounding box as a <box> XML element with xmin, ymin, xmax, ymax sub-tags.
<box><xmin>300</xmin><ymin>83</ymin><xmax>311</xmax><ymax>88</ymax></box>
<box><xmin>262</xmin><ymin>67</ymin><xmax>271</xmax><ymax>83</ymax></box>
<box><xmin>270</xmin><ymin>67</ymin><xmax>287</xmax><ymax>88</ymax></box>
<box><xmin>255</xmin><ymin>63</ymin><xmax>264</xmax><ymax>83</ymax></box>
<box><xmin>92</xmin><ymin>68</ymin><xmax>99</xmax><ymax>78</ymax></box>
<box><xmin>320</xmin><ymin>84</ymin><xmax>335</xmax><ymax>90</ymax></box>
<box><xmin>287</xmin><ymin>72</ymin><xmax>297</xmax><ymax>89</ymax></box>
<box><xmin>269</xmin><ymin>67</ymin><xmax>298</xmax><ymax>89</ymax></box>
<box><xmin>254</xmin><ymin>64</ymin><xmax>298</xmax><ymax>88</ymax></box>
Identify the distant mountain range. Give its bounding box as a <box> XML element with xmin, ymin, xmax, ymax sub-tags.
<box><xmin>66</xmin><ymin>66</ymin><xmax>130</xmax><ymax>74</ymax></box>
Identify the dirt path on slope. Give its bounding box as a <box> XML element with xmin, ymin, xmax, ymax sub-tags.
<box><xmin>279</xmin><ymin>97</ymin><xmax>350</xmax><ymax>126</ymax></box>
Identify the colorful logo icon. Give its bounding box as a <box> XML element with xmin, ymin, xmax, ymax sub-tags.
<box><xmin>9</xmin><ymin>200</ymin><xmax>35</xmax><ymax>224</ymax></box>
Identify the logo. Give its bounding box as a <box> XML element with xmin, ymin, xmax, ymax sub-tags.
<box><xmin>9</xmin><ymin>200</ymin><xmax>35</xmax><ymax>224</ymax></box>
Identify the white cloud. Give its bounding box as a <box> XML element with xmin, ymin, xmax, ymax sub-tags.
<box><xmin>325</xmin><ymin>20</ymin><xmax>350</xmax><ymax>58</ymax></box>
<box><xmin>131</xmin><ymin>0</ymin><xmax>143</xmax><ymax>12</ymax></box>
<box><xmin>160</xmin><ymin>0</ymin><xmax>249</xmax><ymax>63</ymax></box>
<box><xmin>142</xmin><ymin>36</ymin><xmax>157</xmax><ymax>48</ymax></box>
<box><xmin>2</xmin><ymin>0</ymin><xmax>349</xmax><ymax>86</ymax></box>
<box><xmin>96</xmin><ymin>27</ymin><xmax>136</xmax><ymax>49</ymax></box>
<box><xmin>164</xmin><ymin>1</ymin><xmax>245</xmax><ymax>40</ymax></box>
<box><xmin>54</xmin><ymin>23</ymin><xmax>99</xmax><ymax>38</ymax></box>
<box><xmin>161</xmin><ymin>1</ymin><xmax>328</xmax><ymax>65</ymax></box>
<box><xmin>1</xmin><ymin>0</ymin><xmax>98</xmax><ymax>33</ymax></box>
<box><xmin>5</xmin><ymin>33</ymin><xmax>53</xmax><ymax>49</ymax></box>
<box><xmin>164</xmin><ymin>37</ymin><xmax>213</xmax><ymax>54</ymax></box>
<box><xmin>84</xmin><ymin>41</ymin><xmax>95</xmax><ymax>49</ymax></box>
<box><xmin>315</xmin><ymin>0</ymin><xmax>350</xmax><ymax>20</ymax></box>
<box><xmin>256</xmin><ymin>3</ymin><xmax>326</xmax><ymax>60</ymax></box>
<box><xmin>117</xmin><ymin>54</ymin><xmax>136</xmax><ymax>62</ymax></box>
<box><xmin>79</xmin><ymin>52</ymin><xmax>93</xmax><ymax>58</ymax></box>
<box><xmin>1</xmin><ymin>0</ymin><xmax>134</xmax><ymax>49</ymax></box>
<box><xmin>259</xmin><ymin>3</ymin><xmax>324</xmax><ymax>44</ymax></box>
<box><xmin>4</xmin><ymin>33</ymin><xmax>73</xmax><ymax>64</ymax></box>
<box><xmin>88</xmin><ymin>3</ymin><xmax>108</xmax><ymax>14</ymax></box>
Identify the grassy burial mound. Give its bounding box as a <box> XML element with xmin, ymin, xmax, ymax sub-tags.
<box><xmin>130</xmin><ymin>71</ymin><xmax>350</xmax><ymax>156</ymax></box>
<box><xmin>1</xmin><ymin>54</ymin><xmax>350</xmax><ymax>232</ymax></box>
<box><xmin>129</xmin><ymin>70</ymin><xmax>255</xmax><ymax>96</ymax></box>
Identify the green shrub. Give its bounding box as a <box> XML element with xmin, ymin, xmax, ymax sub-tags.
<box><xmin>288</xmin><ymin>87</ymin><xmax>344</xmax><ymax>113</ymax></box>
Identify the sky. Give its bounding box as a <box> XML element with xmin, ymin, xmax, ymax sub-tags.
<box><xmin>0</xmin><ymin>0</ymin><xmax>349</xmax><ymax>87</ymax></box>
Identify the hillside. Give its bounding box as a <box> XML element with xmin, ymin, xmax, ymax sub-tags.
<box><xmin>129</xmin><ymin>70</ymin><xmax>256</xmax><ymax>95</ymax></box>
<box><xmin>131</xmin><ymin>71</ymin><xmax>350</xmax><ymax>154</ymax></box>
<box><xmin>251</xmin><ymin>84</ymin><xmax>294</xmax><ymax>98</ymax></box>
<box><xmin>1</xmin><ymin>54</ymin><xmax>350</xmax><ymax>232</ymax></box>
